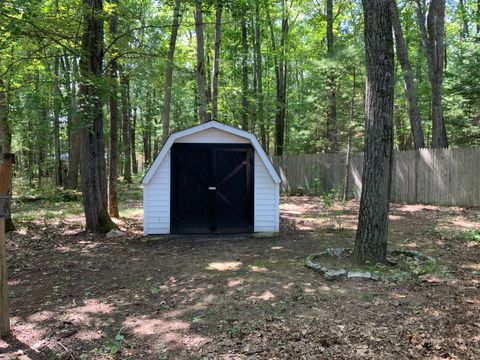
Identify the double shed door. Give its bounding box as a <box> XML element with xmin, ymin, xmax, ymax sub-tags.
<box><xmin>171</xmin><ymin>143</ymin><xmax>254</xmax><ymax>233</ymax></box>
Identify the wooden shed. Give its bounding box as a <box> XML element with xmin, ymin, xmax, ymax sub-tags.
<box><xmin>142</xmin><ymin>121</ymin><xmax>281</xmax><ymax>235</ymax></box>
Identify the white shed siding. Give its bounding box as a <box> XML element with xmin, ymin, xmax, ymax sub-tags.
<box><xmin>254</xmin><ymin>152</ymin><xmax>279</xmax><ymax>232</ymax></box>
<box><xmin>143</xmin><ymin>151</ymin><xmax>171</xmax><ymax>234</ymax></box>
<box><xmin>176</xmin><ymin>128</ymin><xmax>250</xmax><ymax>144</ymax></box>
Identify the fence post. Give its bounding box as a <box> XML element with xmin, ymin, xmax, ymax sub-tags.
<box><xmin>0</xmin><ymin>153</ymin><xmax>14</xmax><ymax>338</ymax></box>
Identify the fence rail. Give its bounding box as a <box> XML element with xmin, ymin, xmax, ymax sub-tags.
<box><xmin>272</xmin><ymin>148</ymin><xmax>480</xmax><ymax>206</ymax></box>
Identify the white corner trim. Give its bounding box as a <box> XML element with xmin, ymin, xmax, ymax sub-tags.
<box><xmin>142</xmin><ymin>121</ymin><xmax>281</xmax><ymax>185</ymax></box>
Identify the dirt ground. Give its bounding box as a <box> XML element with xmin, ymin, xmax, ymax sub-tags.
<box><xmin>1</xmin><ymin>196</ymin><xmax>479</xmax><ymax>359</ymax></box>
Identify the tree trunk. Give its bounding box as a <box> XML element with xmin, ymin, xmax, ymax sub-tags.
<box><xmin>267</xmin><ymin>3</ymin><xmax>288</xmax><ymax>156</ymax></box>
<box><xmin>354</xmin><ymin>0</ymin><xmax>395</xmax><ymax>265</ymax></box>
<box><xmin>65</xmin><ymin>54</ymin><xmax>81</xmax><ymax>190</ymax></box>
<box><xmin>162</xmin><ymin>0</ymin><xmax>182</xmax><ymax>143</ymax></box>
<box><xmin>391</xmin><ymin>0</ymin><xmax>425</xmax><ymax>149</ymax></box>
<box><xmin>241</xmin><ymin>15</ymin><xmax>249</xmax><ymax>130</ymax></box>
<box><xmin>343</xmin><ymin>68</ymin><xmax>356</xmax><ymax>202</ymax></box>
<box><xmin>0</xmin><ymin>81</ymin><xmax>14</xmax><ymax>232</ymax></box>
<box><xmin>326</xmin><ymin>0</ymin><xmax>338</xmax><ymax>152</ymax></box>
<box><xmin>108</xmin><ymin>0</ymin><xmax>120</xmax><ymax>217</ymax></box>
<box><xmin>415</xmin><ymin>0</ymin><xmax>448</xmax><ymax>148</ymax></box>
<box><xmin>205</xmin><ymin>34</ymin><xmax>212</xmax><ymax>118</ymax></box>
<box><xmin>53</xmin><ymin>0</ymin><xmax>62</xmax><ymax>187</ymax></box>
<box><xmin>79</xmin><ymin>0</ymin><xmax>116</xmax><ymax>233</ymax></box>
<box><xmin>53</xmin><ymin>53</ymin><xmax>62</xmax><ymax>187</ymax></box>
<box><xmin>143</xmin><ymin>90</ymin><xmax>153</xmax><ymax>167</ymax></box>
<box><xmin>477</xmin><ymin>0</ymin><xmax>480</xmax><ymax>34</ymax></box>
<box><xmin>278</xmin><ymin>6</ymin><xmax>288</xmax><ymax>156</ymax></box>
<box><xmin>255</xmin><ymin>2</ymin><xmax>266</xmax><ymax>149</ymax></box>
<box><xmin>194</xmin><ymin>0</ymin><xmax>208</xmax><ymax>123</ymax></box>
<box><xmin>121</xmin><ymin>71</ymin><xmax>132</xmax><ymax>183</ymax></box>
<box><xmin>458</xmin><ymin>0</ymin><xmax>469</xmax><ymax>39</ymax></box>
<box><xmin>38</xmin><ymin>104</ymin><xmax>47</xmax><ymax>189</ymax></box>
<box><xmin>211</xmin><ymin>0</ymin><xmax>222</xmax><ymax>121</ymax></box>
<box><xmin>131</xmin><ymin>107</ymin><xmax>137</xmax><ymax>174</ymax></box>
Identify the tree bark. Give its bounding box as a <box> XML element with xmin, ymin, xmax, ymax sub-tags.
<box><xmin>131</xmin><ymin>107</ymin><xmax>137</xmax><ymax>174</ymax></box>
<box><xmin>53</xmin><ymin>53</ymin><xmax>62</xmax><ymax>187</ymax></box>
<box><xmin>64</xmin><ymin>54</ymin><xmax>81</xmax><ymax>190</ymax></box>
<box><xmin>255</xmin><ymin>2</ymin><xmax>266</xmax><ymax>149</ymax></box>
<box><xmin>343</xmin><ymin>68</ymin><xmax>356</xmax><ymax>202</ymax></box>
<box><xmin>53</xmin><ymin>0</ymin><xmax>62</xmax><ymax>187</ymax></box>
<box><xmin>79</xmin><ymin>0</ymin><xmax>116</xmax><ymax>233</ymax></box>
<box><xmin>161</xmin><ymin>0</ymin><xmax>182</xmax><ymax>143</ymax></box>
<box><xmin>194</xmin><ymin>0</ymin><xmax>208</xmax><ymax>123</ymax></box>
<box><xmin>326</xmin><ymin>0</ymin><xmax>338</xmax><ymax>152</ymax></box>
<box><xmin>211</xmin><ymin>0</ymin><xmax>222</xmax><ymax>121</ymax></box>
<box><xmin>354</xmin><ymin>0</ymin><xmax>395</xmax><ymax>265</ymax></box>
<box><xmin>415</xmin><ymin>0</ymin><xmax>448</xmax><ymax>148</ymax></box>
<box><xmin>267</xmin><ymin>3</ymin><xmax>288</xmax><ymax>156</ymax></box>
<box><xmin>477</xmin><ymin>0</ymin><xmax>480</xmax><ymax>34</ymax></box>
<box><xmin>121</xmin><ymin>71</ymin><xmax>132</xmax><ymax>183</ymax></box>
<box><xmin>108</xmin><ymin>0</ymin><xmax>120</xmax><ymax>217</ymax></box>
<box><xmin>0</xmin><ymin>81</ymin><xmax>14</xmax><ymax>232</ymax></box>
<box><xmin>458</xmin><ymin>0</ymin><xmax>469</xmax><ymax>39</ymax></box>
<box><xmin>143</xmin><ymin>89</ymin><xmax>153</xmax><ymax>167</ymax></box>
<box><xmin>241</xmin><ymin>15</ymin><xmax>249</xmax><ymax>130</ymax></box>
<box><xmin>391</xmin><ymin>0</ymin><xmax>425</xmax><ymax>149</ymax></box>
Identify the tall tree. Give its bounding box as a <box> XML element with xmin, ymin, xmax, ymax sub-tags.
<box><xmin>241</xmin><ymin>14</ymin><xmax>249</xmax><ymax>130</ymax></box>
<box><xmin>194</xmin><ymin>0</ymin><xmax>208</xmax><ymax>123</ymax></box>
<box><xmin>131</xmin><ymin>107</ymin><xmax>137</xmax><ymax>174</ymax></box>
<box><xmin>161</xmin><ymin>0</ymin><xmax>182</xmax><ymax>142</ymax></box>
<box><xmin>211</xmin><ymin>0</ymin><xmax>222</xmax><ymax>121</ymax></box>
<box><xmin>254</xmin><ymin>1</ymin><xmax>266</xmax><ymax>149</ymax></box>
<box><xmin>326</xmin><ymin>0</ymin><xmax>338</xmax><ymax>151</ymax></box>
<box><xmin>354</xmin><ymin>0</ymin><xmax>395</xmax><ymax>264</ymax></box>
<box><xmin>415</xmin><ymin>0</ymin><xmax>448</xmax><ymax>148</ymax></box>
<box><xmin>0</xmin><ymin>81</ymin><xmax>13</xmax><ymax>232</ymax></box>
<box><xmin>53</xmin><ymin>0</ymin><xmax>62</xmax><ymax>187</ymax></box>
<box><xmin>477</xmin><ymin>0</ymin><xmax>480</xmax><ymax>34</ymax></box>
<box><xmin>121</xmin><ymin>71</ymin><xmax>132</xmax><ymax>183</ymax></box>
<box><xmin>458</xmin><ymin>0</ymin><xmax>469</xmax><ymax>39</ymax></box>
<box><xmin>53</xmin><ymin>53</ymin><xmax>62</xmax><ymax>186</ymax></box>
<box><xmin>108</xmin><ymin>0</ymin><xmax>120</xmax><ymax>217</ymax></box>
<box><xmin>64</xmin><ymin>54</ymin><xmax>81</xmax><ymax>190</ymax></box>
<box><xmin>391</xmin><ymin>0</ymin><xmax>425</xmax><ymax>149</ymax></box>
<box><xmin>78</xmin><ymin>0</ymin><xmax>116</xmax><ymax>233</ymax></box>
<box><xmin>342</xmin><ymin>67</ymin><xmax>357</xmax><ymax>202</ymax></box>
<box><xmin>268</xmin><ymin>1</ymin><xmax>289</xmax><ymax>156</ymax></box>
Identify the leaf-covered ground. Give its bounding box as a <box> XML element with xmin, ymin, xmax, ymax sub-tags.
<box><xmin>0</xmin><ymin>193</ymin><xmax>479</xmax><ymax>359</ymax></box>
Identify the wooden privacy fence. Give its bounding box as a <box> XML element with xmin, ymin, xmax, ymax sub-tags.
<box><xmin>272</xmin><ymin>148</ymin><xmax>480</xmax><ymax>206</ymax></box>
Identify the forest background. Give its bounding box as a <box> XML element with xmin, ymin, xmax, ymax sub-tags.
<box><xmin>0</xmin><ymin>0</ymin><xmax>479</xmax><ymax>230</ymax></box>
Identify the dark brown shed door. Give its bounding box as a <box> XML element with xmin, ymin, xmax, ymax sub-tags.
<box><xmin>171</xmin><ymin>143</ymin><xmax>254</xmax><ymax>233</ymax></box>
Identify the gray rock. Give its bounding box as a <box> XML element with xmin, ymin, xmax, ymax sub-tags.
<box><xmin>324</xmin><ymin>269</ymin><xmax>347</xmax><ymax>280</ymax></box>
<box><xmin>106</xmin><ymin>229</ymin><xmax>123</xmax><ymax>238</ymax></box>
<box><xmin>347</xmin><ymin>271</ymin><xmax>379</xmax><ymax>280</ymax></box>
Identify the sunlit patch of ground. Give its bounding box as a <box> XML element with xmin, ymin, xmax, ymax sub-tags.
<box><xmin>207</xmin><ymin>261</ymin><xmax>243</xmax><ymax>271</ymax></box>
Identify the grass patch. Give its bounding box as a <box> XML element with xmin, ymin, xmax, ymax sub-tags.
<box><xmin>251</xmin><ymin>259</ymin><xmax>271</xmax><ymax>269</ymax></box>
<box><xmin>460</xmin><ymin>229</ymin><xmax>480</xmax><ymax>242</ymax></box>
<box><xmin>119</xmin><ymin>207</ymin><xmax>143</xmax><ymax>218</ymax></box>
<box><xmin>11</xmin><ymin>174</ymin><xmax>145</xmax><ymax>226</ymax></box>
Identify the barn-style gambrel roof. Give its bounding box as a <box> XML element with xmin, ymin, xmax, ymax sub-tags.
<box><xmin>142</xmin><ymin>120</ymin><xmax>281</xmax><ymax>185</ymax></box>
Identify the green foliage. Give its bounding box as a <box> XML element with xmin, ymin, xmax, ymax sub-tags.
<box><xmin>230</xmin><ymin>323</ymin><xmax>241</xmax><ymax>338</ymax></box>
<box><xmin>191</xmin><ymin>315</ymin><xmax>204</xmax><ymax>323</ymax></box>
<box><xmin>2</xmin><ymin>0</ymin><xmax>479</xmax><ymax>198</ymax></box>
<box><xmin>107</xmin><ymin>329</ymin><xmax>126</xmax><ymax>356</ymax></box>
<box><xmin>460</xmin><ymin>229</ymin><xmax>480</xmax><ymax>242</ymax></box>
